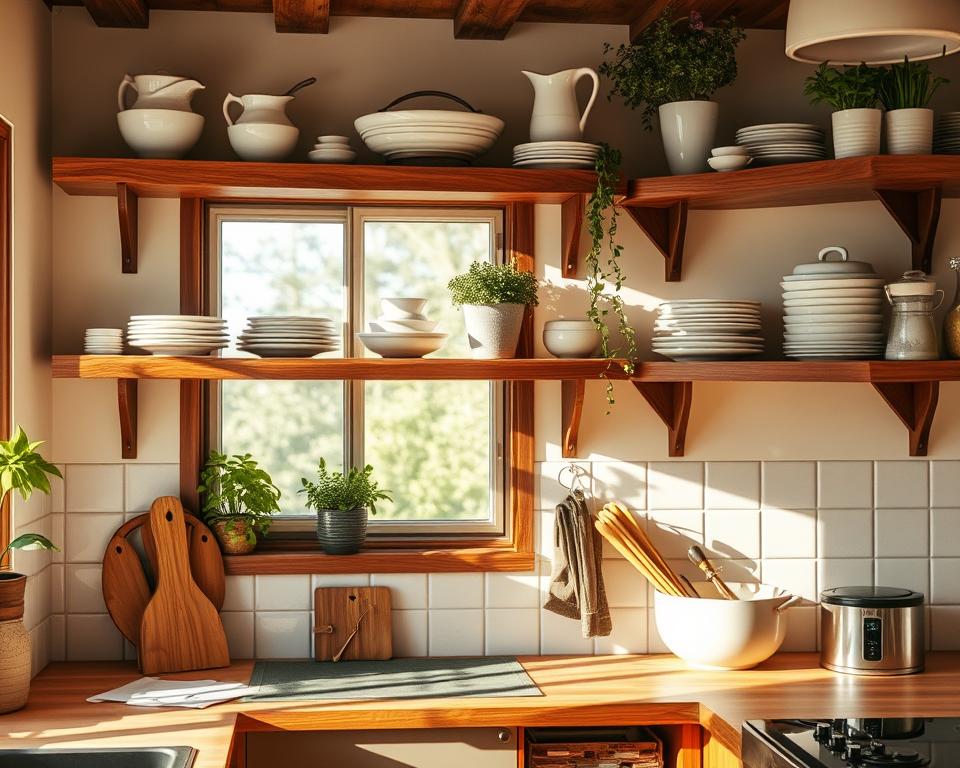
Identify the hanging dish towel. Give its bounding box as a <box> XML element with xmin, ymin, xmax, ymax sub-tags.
<box><xmin>543</xmin><ymin>489</ymin><xmax>611</xmax><ymax>637</ymax></box>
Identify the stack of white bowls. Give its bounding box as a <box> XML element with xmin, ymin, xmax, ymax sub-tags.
<box><xmin>358</xmin><ymin>298</ymin><xmax>448</xmax><ymax>358</ymax></box>
<box><xmin>934</xmin><ymin>112</ymin><xmax>960</xmax><ymax>154</ymax></box>
<box><xmin>512</xmin><ymin>141</ymin><xmax>599</xmax><ymax>169</ymax></box>
<box><xmin>654</xmin><ymin>300</ymin><xmax>764</xmax><ymax>360</ymax></box>
<box><xmin>308</xmin><ymin>135</ymin><xmax>357</xmax><ymax>164</ymax></box>
<box><xmin>735</xmin><ymin>123</ymin><xmax>826</xmax><ymax>165</ymax></box>
<box><xmin>127</xmin><ymin>315</ymin><xmax>229</xmax><ymax>356</ymax></box>
<box><xmin>84</xmin><ymin>328</ymin><xmax>124</xmax><ymax>355</ymax></box>
<box><xmin>237</xmin><ymin>316</ymin><xmax>339</xmax><ymax>358</ymax></box>
<box><xmin>781</xmin><ymin>246</ymin><xmax>885</xmax><ymax>359</ymax></box>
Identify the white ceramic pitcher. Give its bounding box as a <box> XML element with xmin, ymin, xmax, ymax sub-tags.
<box><xmin>521</xmin><ymin>68</ymin><xmax>599</xmax><ymax>142</ymax></box>
<box><xmin>222</xmin><ymin>93</ymin><xmax>295</xmax><ymax>127</ymax></box>
<box><xmin>118</xmin><ymin>73</ymin><xmax>205</xmax><ymax>112</ymax></box>
<box><xmin>222</xmin><ymin>92</ymin><xmax>299</xmax><ymax>161</ymax></box>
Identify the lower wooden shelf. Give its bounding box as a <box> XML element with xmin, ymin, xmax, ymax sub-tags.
<box><xmin>52</xmin><ymin>355</ymin><xmax>960</xmax><ymax>458</ymax></box>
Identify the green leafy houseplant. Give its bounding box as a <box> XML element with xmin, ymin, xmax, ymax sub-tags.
<box><xmin>879</xmin><ymin>57</ymin><xmax>948</xmax><ymax>110</ymax></box>
<box><xmin>300</xmin><ymin>460</ymin><xmax>392</xmax><ymax>555</ymax></box>
<box><xmin>599</xmin><ymin>6</ymin><xmax>745</xmax><ymax>129</ymax></box>
<box><xmin>586</xmin><ymin>144</ymin><xmax>637</xmax><ymax>406</ymax></box>
<box><xmin>447</xmin><ymin>261</ymin><xmax>539</xmax><ymax>307</ymax></box>
<box><xmin>804</xmin><ymin>62</ymin><xmax>883</xmax><ymax>110</ymax></box>
<box><xmin>197</xmin><ymin>451</ymin><xmax>281</xmax><ymax>555</ymax></box>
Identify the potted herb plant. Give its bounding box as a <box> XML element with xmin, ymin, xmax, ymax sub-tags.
<box><xmin>300</xmin><ymin>459</ymin><xmax>391</xmax><ymax>555</ymax></box>
<box><xmin>599</xmin><ymin>5</ymin><xmax>745</xmax><ymax>175</ymax></box>
<box><xmin>0</xmin><ymin>427</ymin><xmax>61</xmax><ymax>714</ymax></box>
<box><xmin>448</xmin><ymin>260</ymin><xmax>539</xmax><ymax>359</ymax></box>
<box><xmin>197</xmin><ymin>451</ymin><xmax>281</xmax><ymax>555</ymax></box>
<box><xmin>879</xmin><ymin>56</ymin><xmax>948</xmax><ymax>155</ymax></box>
<box><xmin>804</xmin><ymin>62</ymin><xmax>883</xmax><ymax>159</ymax></box>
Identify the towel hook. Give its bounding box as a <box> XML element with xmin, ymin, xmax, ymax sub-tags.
<box><xmin>557</xmin><ymin>463</ymin><xmax>588</xmax><ymax>494</ymax></box>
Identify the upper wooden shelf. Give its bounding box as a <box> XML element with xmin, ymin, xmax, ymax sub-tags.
<box><xmin>52</xmin><ymin>157</ymin><xmax>608</xmax><ymax>204</ymax></box>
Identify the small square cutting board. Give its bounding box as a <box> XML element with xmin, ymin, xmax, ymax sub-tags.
<box><xmin>313</xmin><ymin>586</ymin><xmax>392</xmax><ymax>661</ymax></box>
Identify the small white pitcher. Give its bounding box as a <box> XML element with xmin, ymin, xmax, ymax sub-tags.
<box><xmin>521</xmin><ymin>68</ymin><xmax>599</xmax><ymax>142</ymax></box>
<box><xmin>223</xmin><ymin>93</ymin><xmax>299</xmax><ymax>161</ymax></box>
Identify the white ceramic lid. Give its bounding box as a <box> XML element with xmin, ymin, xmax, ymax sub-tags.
<box><xmin>886</xmin><ymin>270</ymin><xmax>938</xmax><ymax>296</ymax></box>
<box><xmin>791</xmin><ymin>246</ymin><xmax>876</xmax><ymax>276</ymax></box>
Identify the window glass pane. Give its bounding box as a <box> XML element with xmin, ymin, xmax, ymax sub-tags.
<box><xmin>219</xmin><ymin>219</ymin><xmax>345</xmax><ymax>516</ymax></box>
<box><xmin>362</xmin><ymin>219</ymin><xmax>494</xmax><ymax>523</ymax></box>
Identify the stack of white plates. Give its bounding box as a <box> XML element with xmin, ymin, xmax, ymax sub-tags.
<box><xmin>127</xmin><ymin>315</ymin><xmax>229</xmax><ymax>356</ymax></box>
<box><xmin>307</xmin><ymin>135</ymin><xmax>357</xmax><ymax>164</ymax></box>
<box><xmin>512</xmin><ymin>141</ymin><xmax>599</xmax><ymax>169</ymax></box>
<box><xmin>781</xmin><ymin>247</ymin><xmax>885</xmax><ymax>359</ymax></box>
<box><xmin>736</xmin><ymin>123</ymin><xmax>827</xmax><ymax>165</ymax></box>
<box><xmin>237</xmin><ymin>316</ymin><xmax>340</xmax><ymax>358</ymax></box>
<box><xmin>358</xmin><ymin>298</ymin><xmax>447</xmax><ymax>358</ymax></box>
<box><xmin>84</xmin><ymin>328</ymin><xmax>124</xmax><ymax>355</ymax></box>
<box><xmin>934</xmin><ymin>112</ymin><xmax>960</xmax><ymax>154</ymax></box>
<box><xmin>654</xmin><ymin>300</ymin><xmax>764</xmax><ymax>360</ymax></box>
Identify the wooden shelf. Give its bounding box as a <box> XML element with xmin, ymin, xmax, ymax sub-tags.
<box><xmin>621</xmin><ymin>155</ymin><xmax>956</xmax><ymax>281</ymax></box>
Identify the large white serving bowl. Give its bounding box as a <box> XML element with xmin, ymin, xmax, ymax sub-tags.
<box><xmin>118</xmin><ymin>109</ymin><xmax>204</xmax><ymax>159</ymax></box>
<box><xmin>355</xmin><ymin>109</ymin><xmax>504</xmax><ymax>163</ymax></box>
<box><xmin>543</xmin><ymin>320</ymin><xmax>600</xmax><ymax>358</ymax></box>
<box><xmin>357</xmin><ymin>332</ymin><xmax>447</xmax><ymax>358</ymax></box>
<box><xmin>654</xmin><ymin>582</ymin><xmax>799</xmax><ymax>670</ymax></box>
<box><xmin>228</xmin><ymin>123</ymin><xmax>299</xmax><ymax>161</ymax></box>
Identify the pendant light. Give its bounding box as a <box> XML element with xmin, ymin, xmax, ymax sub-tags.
<box><xmin>785</xmin><ymin>0</ymin><xmax>960</xmax><ymax>64</ymax></box>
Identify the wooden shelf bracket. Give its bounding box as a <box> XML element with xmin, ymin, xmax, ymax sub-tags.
<box><xmin>561</xmin><ymin>379</ymin><xmax>586</xmax><ymax>458</ymax></box>
<box><xmin>560</xmin><ymin>194</ymin><xmax>585</xmax><ymax>278</ymax></box>
<box><xmin>622</xmin><ymin>200</ymin><xmax>688</xmax><ymax>281</ymax></box>
<box><xmin>632</xmin><ymin>380</ymin><xmax>693</xmax><ymax>457</ymax></box>
<box><xmin>872</xmin><ymin>380</ymin><xmax>939</xmax><ymax>457</ymax></box>
<box><xmin>874</xmin><ymin>187</ymin><xmax>942</xmax><ymax>275</ymax></box>
<box><xmin>117</xmin><ymin>182</ymin><xmax>138</xmax><ymax>273</ymax></box>
<box><xmin>117</xmin><ymin>378</ymin><xmax>138</xmax><ymax>459</ymax></box>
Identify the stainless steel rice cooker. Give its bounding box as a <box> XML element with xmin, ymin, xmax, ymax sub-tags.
<box><xmin>820</xmin><ymin>586</ymin><xmax>924</xmax><ymax>676</ymax></box>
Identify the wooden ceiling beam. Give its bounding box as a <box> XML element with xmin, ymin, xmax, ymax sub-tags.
<box><xmin>274</xmin><ymin>0</ymin><xmax>330</xmax><ymax>33</ymax></box>
<box><xmin>80</xmin><ymin>0</ymin><xmax>148</xmax><ymax>27</ymax></box>
<box><xmin>454</xmin><ymin>0</ymin><xmax>529</xmax><ymax>39</ymax></box>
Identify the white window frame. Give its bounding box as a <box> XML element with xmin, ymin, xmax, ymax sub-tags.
<box><xmin>208</xmin><ymin>204</ymin><xmax>509</xmax><ymax>539</ymax></box>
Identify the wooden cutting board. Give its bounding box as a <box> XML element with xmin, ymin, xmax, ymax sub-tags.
<box><xmin>102</xmin><ymin>510</ymin><xmax>225</xmax><ymax>646</ymax></box>
<box><xmin>139</xmin><ymin>496</ymin><xmax>229</xmax><ymax>675</ymax></box>
<box><xmin>313</xmin><ymin>586</ymin><xmax>392</xmax><ymax>662</ymax></box>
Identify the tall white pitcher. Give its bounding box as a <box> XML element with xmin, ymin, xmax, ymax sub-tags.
<box><xmin>522</xmin><ymin>68</ymin><xmax>599</xmax><ymax>142</ymax></box>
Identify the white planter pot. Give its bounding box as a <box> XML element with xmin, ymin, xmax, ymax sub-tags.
<box><xmin>462</xmin><ymin>303</ymin><xmax>526</xmax><ymax>359</ymax></box>
<box><xmin>658</xmin><ymin>100</ymin><xmax>719</xmax><ymax>175</ymax></box>
<box><xmin>832</xmin><ymin>108</ymin><xmax>881</xmax><ymax>159</ymax></box>
<box><xmin>885</xmin><ymin>108</ymin><xmax>933</xmax><ymax>155</ymax></box>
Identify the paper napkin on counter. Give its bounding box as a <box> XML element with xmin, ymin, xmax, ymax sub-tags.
<box><xmin>89</xmin><ymin>677</ymin><xmax>254</xmax><ymax>708</ymax></box>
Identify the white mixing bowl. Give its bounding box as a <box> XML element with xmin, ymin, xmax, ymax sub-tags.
<box><xmin>654</xmin><ymin>582</ymin><xmax>799</xmax><ymax>670</ymax></box>
<box><xmin>543</xmin><ymin>320</ymin><xmax>599</xmax><ymax>358</ymax></box>
<box><xmin>117</xmin><ymin>109</ymin><xmax>204</xmax><ymax>159</ymax></box>
<box><xmin>227</xmin><ymin>123</ymin><xmax>299</xmax><ymax>161</ymax></box>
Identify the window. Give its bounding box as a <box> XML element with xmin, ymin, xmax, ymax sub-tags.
<box><xmin>209</xmin><ymin>206</ymin><xmax>508</xmax><ymax>538</ymax></box>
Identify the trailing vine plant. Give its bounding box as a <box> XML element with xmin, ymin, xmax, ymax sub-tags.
<box><xmin>586</xmin><ymin>143</ymin><xmax>637</xmax><ymax>406</ymax></box>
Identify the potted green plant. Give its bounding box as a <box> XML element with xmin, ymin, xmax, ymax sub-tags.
<box><xmin>804</xmin><ymin>62</ymin><xmax>883</xmax><ymax>158</ymax></box>
<box><xmin>0</xmin><ymin>427</ymin><xmax>60</xmax><ymax>714</ymax></box>
<box><xmin>599</xmin><ymin>5</ymin><xmax>745</xmax><ymax>174</ymax></box>
<box><xmin>300</xmin><ymin>459</ymin><xmax>391</xmax><ymax>555</ymax></box>
<box><xmin>879</xmin><ymin>56</ymin><xmax>948</xmax><ymax>155</ymax></box>
<box><xmin>197</xmin><ymin>451</ymin><xmax>281</xmax><ymax>555</ymax></box>
<box><xmin>448</xmin><ymin>260</ymin><xmax>539</xmax><ymax>359</ymax></box>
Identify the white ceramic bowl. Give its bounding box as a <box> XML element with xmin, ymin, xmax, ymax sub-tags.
<box><xmin>117</xmin><ymin>109</ymin><xmax>204</xmax><ymax>159</ymax></box>
<box><xmin>369</xmin><ymin>318</ymin><xmax>439</xmax><ymax>333</ymax></box>
<box><xmin>227</xmin><ymin>123</ymin><xmax>299</xmax><ymax>161</ymax></box>
<box><xmin>381</xmin><ymin>297</ymin><xmax>428</xmax><ymax>316</ymax></box>
<box><xmin>711</xmin><ymin>145</ymin><xmax>750</xmax><ymax>157</ymax></box>
<box><xmin>317</xmin><ymin>135</ymin><xmax>350</xmax><ymax>144</ymax></box>
<box><xmin>654</xmin><ymin>582</ymin><xmax>799</xmax><ymax>670</ymax></box>
<box><xmin>543</xmin><ymin>321</ymin><xmax>599</xmax><ymax>358</ymax></box>
<box><xmin>357</xmin><ymin>332</ymin><xmax>447</xmax><ymax>358</ymax></box>
<box><xmin>355</xmin><ymin>109</ymin><xmax>504</xmax><ymax>162</ymax></box>
<box><xmin>708</xmin><ymin>155</ymin><xmax>753</xmax><ymax>172</ymax></box>
<box><xmin>308</xmin><ymin>147</ymin><xmax>357</xmax><ymax>164</ymax></box>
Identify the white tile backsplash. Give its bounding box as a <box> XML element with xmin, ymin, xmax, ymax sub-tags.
<box><xmin>704</xmin><ymin>509</ymin><xmax>761</xmax><ymax>559</ymax></box>
<box><xmin>646</xmin><ymin>509</ymin><xmax>703</xmax><ymax>558</ymax></box>
<box><xmin>931</xmin><ymin>508</ymin><xmax>960</xmax><ymax>557</ymax></box>
<box><xmin>485</xmin><ymin>571</ymin><xmax>541</xmax><ymax>608</ymax></box>
<box><xmin>371</xmin><ymin>573</ymin><xmax>427</xmax><ymax>610</ymax></box>
<box><xmin>875</xmin><ymin>558</ymin><xmax>930</xmax><ymax>600</ymax></box>
<box><xmin>255</xmin><ymin>574</ymin><xmax>310</xmax><ymax>611</ymax></box>
<box><xmin>762</xmin><ymin>462</ymin><xmax>816</xmax><ymax>509</ymax></box>
<box><xmin>818</xmin><ymin>508</ymin><xmax>872</xmax><ymax>558</ymax></box>
<box><xmin>818</xmin><ymin>462</ymin><xmax>872</xmax><ymax>509</ymax></box>
<box><xmin>65</xmin><ymin>464</ymin><xmax>123</xmax><ymax>512</ymax></box>
<box><xmin>593</xmin><ymin>462</ymin><xmax>647</xmax><ymax>509</ymax></box>
<box><xmin>705</xmin><ymin>462</ymin><xmax>759</xmax><ymax>509</ymax></box>
<box><xmin>65</xmin><ymin>564</ymin><xmax>105</xmax><ymax>613</ymax></box>
<box><xmin>875</xmin><ymin>461</ymin><xmax>929</xmax><ymax>508</ymax></box>
<box><xmin>221</xmin><ymin>611</ymin><xmax>255</xmax><ymax>659</ymax></box>
<box><xmin>875</xmin><ymin>508</ymin><xmax>929</xmax><ymax>557</ymax></box>
<box><xmin>64</xmin><ymin>513</ymin><xmax>123</xmax><ymax>563</ymax></box>
<box><xmin>391</xmin><ymin>609</ymin><xmax>428</xmax><ymax>657</ymax></box>
<box><xmin>931</xmin><ymin>559</ymin><xmax>960</xmax><ymax>604</ymax></box>
<box><xmin>485</xmin><ymin>608</ymin><xmax>539</xmax><ymax>655</ymax></box>
<box><xmin>429</xmin><ymin>609</ymin><xmax>484</xmax><ymax>656</ymax></box>
<box><xmin>761</xmin><ymin>508</ymin><xmax>816</xmax><ymax>558</ymax></box>
<box><xmin>255</xmin><ymin>612</ymin><xmax>311</xmax><ymax>658</ymax></box>
<box><xmin>66</xmin><ymin>614</ymin><xmax>123</xmax><ymax>661</ymax></box>
<box><xmin>930</xmin><ymin>461</ymin><xmax>960</xmax><ymax>507</ymax></box>
<box><xmin>124</xmin><ymin>464</ymin><xmax>179</xmax><ymax>513</ymax></box>
<box><xmin>429</xmin><ymin>573</ymin><xmax>483</xmax><ymax>609</ymax></box>
<box><xmin>648</xmin><ymin>462</ymin><xmax>703</xmax><ymax>509</ymax></box>
<box><xmin>594</xmin><ymin>608</ymin><xmax>647</xmax><ymax>655</ymax></box>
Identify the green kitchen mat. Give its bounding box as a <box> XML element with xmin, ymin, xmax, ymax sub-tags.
<box><xmin>244</xmin><ymin>657</ymin><xmax>543</xmax><ymax>700</ymax></box>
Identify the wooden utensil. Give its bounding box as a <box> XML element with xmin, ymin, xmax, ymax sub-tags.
<box><xmin>102</xmin><ymin>511</ymin><xmax>224</xmax><ymax>646</ymax></box>
<box><xmin>139</xmin><ymin>496</ymin><xmax>229</xmax><ymax>675</ymax></box>
<box><xmin>687</xmin><ymin>544</ymin><xmax>738</xmax><ymax>600</ymax></box>
<box><xmin>605</xmin><ymin>502</ymin><xmax>695</xmax><ymax>596</ymax></box>
<box><xmin>313</xmin><ymin>586</ymin><xmax>392</xmax><ymax>662</ymax></box>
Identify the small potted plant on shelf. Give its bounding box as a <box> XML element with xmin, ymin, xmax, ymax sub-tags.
<box><xmin>300</xmin><ymin>459</ymin><xmax>391</xmax><ymax>555</ymax></box>
<box><xmin>804</xmin><ymin>62</ymin><xmax>883</xmax><ymax>159</ymax></box>
<box><xmin>879</xmin><ymin>56</ymin><xmax>948</xmax><ymax>155</ymax></box>
<box><xmin>0</xmin><ymin>427</ymin><xmax>61</xmax><ymax>715</ymax></box>
<box><xmin>599</xmin><ymin>4</ymin><xmax>745</xmax><ymax>175</ymax></box>
<box><xmin>448</xmin><ymin>260</ymin><xmax>539</xmax><ymax>359</ymax></box>
<box><xmin>197</xmin><ymin>451</ymin><xmax>281</xmax><ymax>555</ymax></box>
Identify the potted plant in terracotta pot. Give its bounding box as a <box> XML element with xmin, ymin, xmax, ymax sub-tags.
<box><xmin>879</xmin><ymin>56</ymin><xmax>948</xmax><ymax>155</ymax></box>
<box><xmin>448</xmin><ymin>260</ymin><xmax>539</xmax><ymax>359</ymax></box>
<box><xmin>197</xmin><ymin>451</ymin><xmax>281</xmax><ymax>555</ymax></box>
<box><xmin>804</xmin><ymin>62</ymin><xmax>883</xmax><ymax>158</ymax></box>
<box><xmin>599</xmin><ymin>5</ymin><xmax>745</xmax><ymax>175</ymax></box>
<box><xmin>300</xmin><ymin>459</ymin><xmax>391</xmax><ymax>555</ymax></box>
<box><xmin>0</xmin><ymin>427</ymin><xmax>61</xmax><ymax>715</ymax></box>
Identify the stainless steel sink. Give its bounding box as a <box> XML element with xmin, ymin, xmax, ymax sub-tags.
<box><xmin>0</xmin><ymin>746</ymin><xmax>195</xmax><ymax>767</ymax></box>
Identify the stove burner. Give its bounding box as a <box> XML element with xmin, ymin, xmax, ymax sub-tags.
<box><xmin>861</xmin><ymin>750</ymin><xmax>928</xmax><ymax>767</ymax></box>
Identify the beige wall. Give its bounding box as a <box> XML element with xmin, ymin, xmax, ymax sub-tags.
<box><xmin>1</xmin><ymin>0</ymin><xmax>54</xmax><ymax>674</ymax></box>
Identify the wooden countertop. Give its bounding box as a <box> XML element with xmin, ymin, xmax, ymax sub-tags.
<box><xmin>3</xmin><ymin>653</ymin><xmax>960</xmax><ymax>768</ymax></box>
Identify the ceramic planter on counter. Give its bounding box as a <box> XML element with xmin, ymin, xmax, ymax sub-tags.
<box><xmin>0</xmin><ymin>572</ymin><xmax>30</xmax><ymax>714</ymax></box>
<box><xmin>658</xmin><ymin>100</ymin><xmax>718</xmax><ymax>175</ymax></box>
<box><xmin>885</xmin><ymin>108</ymin><xmax>934</xmax><ymax>155</ymax></box>
<box><xmin>316</xmin><ymin>507</ymin><xmax>368</xmax><ymax>555</ymax></box>
<box><xmin>832</xmin><ymin>108</ymin><xmax>881</xmax><ymax>158</ymax></box>
<box><xmin>211</xmin><ymin>517</ymin><xmax>258</xmax><ymax>555</ymax></box>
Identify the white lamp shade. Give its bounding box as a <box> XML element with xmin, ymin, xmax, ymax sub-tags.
<box><xmin>786</xmin><ymin>0</ymin><xmax>960</xmax><ymax>64</ymax></box>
